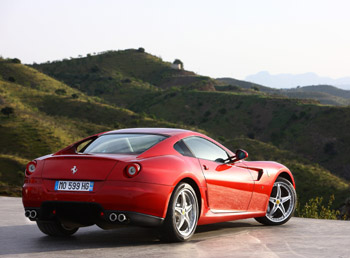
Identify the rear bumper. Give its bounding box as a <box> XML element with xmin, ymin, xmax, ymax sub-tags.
<box><xmin>22</xmin><ymin>179</ymin><xmax>174</xmax><ymax>224</ymax></box>
<box><xmin>24</xmin><ymin>202</ymin><xmax>164</xmax><ymax>227</ymax></box>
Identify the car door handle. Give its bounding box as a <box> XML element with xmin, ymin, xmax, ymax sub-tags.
<box><xmin>203</xmin><ymin>165</ymin><xmax>209</xmax><ymax>170</ymax></box>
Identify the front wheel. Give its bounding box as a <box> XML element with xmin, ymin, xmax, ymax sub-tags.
<box><xmin>255</xmin><ymin>177</ymin><xmax>296</xmax><ymax>225</ymax></box>
<box><xmin>36</xmin><ymin>220</ymin><xmax>79</xmax><ymax>236</ymax></box>
<box><xmin>161</xmin><ymin>183</ymin><xmax>199</xmax><ymax>242</ymax></box>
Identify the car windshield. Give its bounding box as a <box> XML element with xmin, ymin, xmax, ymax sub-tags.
<box><xmin>83</xmin><ymin>134</ymin><xmax>167</xmax><ymax>155</ymax></box>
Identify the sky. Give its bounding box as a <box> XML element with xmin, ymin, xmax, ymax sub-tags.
<box><xmin>1</xmin><ymin>0</ymin><xmax>350</xmax><ymax>80</ymax></box>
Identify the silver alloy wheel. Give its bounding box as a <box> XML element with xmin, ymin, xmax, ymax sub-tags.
<box><xmin>173</xmin><ymin>187</ymin><xmax>198</xmax><ymax>237</ymax></box>
<box><xmin>266</xmin><ymin>180</ymin><xmax>295</xmax><ymax>223</ymax></box>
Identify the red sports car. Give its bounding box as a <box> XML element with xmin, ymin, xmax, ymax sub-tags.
<box><xmin>22</xmin><ymin>128</ymin><xmax>296</xmax><ymax>241</ymax></box>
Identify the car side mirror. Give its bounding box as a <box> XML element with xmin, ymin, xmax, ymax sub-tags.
<box><xmin>236</xmin><ymin>149</ymin><xmax>248</xmax><ymax>160</ymax></box>
<box><xmin>230</xmin><ymin>149</ymin><xmax>248</xmax><ymax>163</ymax></box>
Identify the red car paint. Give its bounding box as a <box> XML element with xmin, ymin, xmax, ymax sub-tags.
<box><xmin>22</xmin><ymin>128</ymin><xmax>295</xmax><ymax>226</ymax></box>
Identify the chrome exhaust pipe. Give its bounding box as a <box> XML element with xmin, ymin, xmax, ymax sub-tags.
<box><xmin>109</xmin><ymin>213</ymin><xmax>118</xmax><ymax>222</ymax></box>
<box><xmin>30</xmin><ymin>210</ymin><xmax>37</xmax><ymax>219</ymax></box>
<box><xmin>25</xmin><ymin>210</ymin><xmax>31</xmax><ymax>218</ymax></box>
<box><xmin>118</xmin><ymin>213</ymin><xmax>127</xmax><ymax>223</ymax></box>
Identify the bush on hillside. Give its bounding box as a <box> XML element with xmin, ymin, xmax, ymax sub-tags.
<box><xmin>8</xmin><ymin>76</ymin><xmax>15</xmax><ymax>82</ymax></box>
<box><xmin>10</xmin><ymin>58</ymin><xmax>21</xmax><ymax>64</ymax></box>
<box><xmin>122</xmin><ymin>78</ymin><xmax>132</xmax><ymax>83</ymax></box>
<box><xmin>324</xmin><ymin>142</ymin><xmax>337</xmax><ymax>155</ymax></box>
<box><xmin>1</xmin><ymin>106</ymin><xmax>14</xmax><ymax>117</ymax></box>
<box><xmin>55</xmin><ymin>89</ymin><xmax>67</xmax><ymax>95</ymax></box>
<box><xmin>90</xmin><ymin>65</ymin><xmax>100</xmax><ymax>73</ymax></box>
<box><xmin>137</xmin><ymin>47</ymin><xmax>145</xmax><ymax>53</ymax></box>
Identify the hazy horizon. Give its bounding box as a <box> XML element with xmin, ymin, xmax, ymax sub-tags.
<box><xmin>1</xmin><ymin>0</ymin><xmax>350</xmax><ymax>81</ymax></box>
<box><xmin>245</xmin><ymin>71</ymin><xmax>350</xmax><ymax>89</ymax></box>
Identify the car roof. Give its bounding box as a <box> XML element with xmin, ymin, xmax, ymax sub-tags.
<box><xmin>103</xmin><ymin>128</ymin><xmax>193</xmax><ymax>136</ymax></box>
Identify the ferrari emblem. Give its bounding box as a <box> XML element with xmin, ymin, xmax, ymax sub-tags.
<box><xmin>71</xmin><ymin>166</ymin><xmax>78</xmax><ymax>174</ymax></box>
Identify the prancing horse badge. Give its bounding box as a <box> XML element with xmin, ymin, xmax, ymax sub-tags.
<box><xmin>71</xmin><ymin>166</ymin><xmax>78</xmax><ymax>174</ymax></box>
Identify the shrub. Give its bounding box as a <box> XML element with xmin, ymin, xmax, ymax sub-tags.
<box><xmin>218</xmin><ymin>108</ymin><xmax>227</xmax><ymax>115</ymax></box>
<box><xmin>10</xmin><ymin>58</ymin><xmax>21</xmax><ymax>64</ymax></box>
<box><xmin>55</xmin><ymin>89</ymin><xmax>67</xmax><ymax>95</ymax></box>
<box><xmin>247</xmin><ymin>132</ymin><xmax>255</xmax><ymax>139</ymax></box>
<box><xmin>218</xmin><ymin>136</ymin><xmax>226</xmax><ymax>142</ymax></box>
<box><xmin>122</xmin><ymin>78</ymin><xmax>132</xmax><ymax>83</ymax></box>
<box><xmin>324</xmin><ymin>142</ymin><xmax>337</xmax><ymax>155</ymax></box>
<box><xmin>204</xmin><ymin>110</ymin><xmax>211</xmax><ymax>117</ymax></box>
<box><xmin>1</xmin><ymin>106</ymin><xmax>14</xmax><ymax>117</ymax></box>
<box><xmin>137</xmin><ymin>47</ymin><xmax>145</xmax><ymax>53</ymax></box>
<box><xmin>90</xmin><ymin>65</ymin><xmax>100</xmax><ymax>73</ymax></box>
<box><xmin>94</xmin><ymin>89</ymin><xmax>104</xmax><ymax>95</ymax></box>
<box><xmin>296</xmin><ymin>195</ymin><xmax>340</xmax><ymax>220</ymax></box>
<box><xmin>8</xmin><ymin>76</ymin><xmax>15</xmax><ymax>82</ymax></box>
<box><xmin>71</xmin><ymin>93</ymin><xmax>79</xmax><ymax>99</ymax></box>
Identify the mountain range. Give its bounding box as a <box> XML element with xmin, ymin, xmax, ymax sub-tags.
<box><xmin>245</xmin><ymin>71</ymin><xmax>350</xmax><ymax>90</ymax></box>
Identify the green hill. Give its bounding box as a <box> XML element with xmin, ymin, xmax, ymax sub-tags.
<box><xmin>129</xmin><ymin>90</ymin><xmax>350</xmax><ymax>181</ymax></box>
<box><xmin>216</xmin><ymin>77</ymin><xmax>278</xmax><ymax>92</ymax></box>
<box><xmin>280</xmin><ymin>85</ymin><xmax>350</xmax><ymax>106</ymax></box>
<box><xmin>290</xmin><ymin>85</ymin><xmax>350</xmax><ymax>98</ymax></box>
<box><xmin>0</xmin><ymin>57</ymin><xmax>183</xmax><ymax>195</ymax></box>
<box><xmin>217</xmin><ymin>77</ymin><xmax>350</xmax><ymax>106</ymax></box>
<box><xmin>1</xmin><ymin>52</ymin><xmax>349</xmax><ymax>209</ymax></box>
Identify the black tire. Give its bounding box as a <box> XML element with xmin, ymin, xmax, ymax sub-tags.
<box><xmin>36</xmin><ymin>220</ymin><xmax>79</xmax><ymax>236</ymax></box>
<box><xmin>255</xmin><ymin>177</ymin><xmax>297</xmax><ymax>226</ymax></box>
<box><xmin>161</xmin><ymin>183</ymin><xmax>199</xmax><ymax>242</ymax></box>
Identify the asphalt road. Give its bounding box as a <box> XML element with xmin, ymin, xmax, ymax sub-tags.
<box><xmin>1</xmin><ymin>197</ymin><xmax>349</xmax><ymax>258</ymax></box>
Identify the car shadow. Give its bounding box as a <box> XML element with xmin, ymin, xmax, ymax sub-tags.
<box><xmin>0</xmin><ymin>220</ymin><xmax>261</xmax><ymax>255</ymax></box>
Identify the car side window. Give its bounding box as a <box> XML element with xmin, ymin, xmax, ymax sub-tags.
<box><xmin>182</xmin><ymin>137</ymin><xmax>229</xmax><ymax>163</ymax></box>
<box><xmin>174</xmin><ymin>140</ymin><xmax>195</xmax><ymax>157</ymax></box>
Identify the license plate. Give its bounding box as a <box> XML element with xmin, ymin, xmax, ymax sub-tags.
<box><xmin>55</xmin><ymin>181</ymin><xmax>94</xmax><ymax>191</ymax></box>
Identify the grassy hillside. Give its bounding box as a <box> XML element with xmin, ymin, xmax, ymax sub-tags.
<box><xmin>1</xmin><ymin>53</ymin><xmax>349</xmax><ymax>210</ymax></box>
<box><xmin>33</xmin><ymin>49</ymin><xmax>215</xmax><ymax>94</ymax></box>
<box><xmin>129</xmin><ymin>90</ymin><xmax>350</xmax><ymax>181</ymax></box>
<box><xmin>289</xmin><ymin>85</ymin><xmax>350</xmax><ymax>98</ymax></box>
<box><xmin>0</xmin><ymin>58</ymin><xmax>183</xmax><ymax>195</ymax></box>
<box><xmin>216</xmin><ymin>77</ymin><xmax>277</xmax><ymax>92</ymax></box>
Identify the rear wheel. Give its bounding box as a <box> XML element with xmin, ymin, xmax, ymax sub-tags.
<box><xmin>161</xmin><ymin>183</ymin><xmax>199</xmax><ymax>242</ymax></box>
<box><xmin>255</xmin><ymin>177</ymin><xmax>296</xmax><ymax>225</ymax></box>
<box><xmin>36</xmin><ymin>220</ymin><xmax>79</xmax><ymax>236</ymax></box>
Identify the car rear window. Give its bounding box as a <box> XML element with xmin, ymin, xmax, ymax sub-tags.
<box><xmin>83</xmin><ymin>134</ymin><xmax>167</xmax><ymax>155</ymax></box>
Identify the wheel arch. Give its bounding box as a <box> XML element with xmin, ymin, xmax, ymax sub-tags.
<box><xmin>165</xmin><ymin>177</ymin><xmax>203</xmax><ymax>220</ymax></box>
<box><xmin>277</xmin><ymin>171</ymin><xmax>295</xmax><ymax>188</ymax></box>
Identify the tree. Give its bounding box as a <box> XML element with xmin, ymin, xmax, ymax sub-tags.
<box><xmin>90</xmin><ymin>65</ymin><xmax>100</xmax><ymax>73</ymax></box>
<box><xmin>137</xmin><ymin>47</ymin><xmax>145</xmax><ymax>53</ymax></box>
<box><xmin>1</xmin><ymin>106</ymin><xmax>14</xmax><ymax>117</ymax></box>
<box><xmin>11</xmin><ymin>58</ymin><xmax>21</xmax><ymax>64</ymax></box>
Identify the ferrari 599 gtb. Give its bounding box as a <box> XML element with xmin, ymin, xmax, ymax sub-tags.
<box><xmin>23</xmin><ymin>128</ymin><xmax>296</xmax><ymax>242</ymax></box>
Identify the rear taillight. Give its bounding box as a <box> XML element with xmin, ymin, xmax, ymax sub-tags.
<box><xmin>26</xmin><ymin>161</ymin><xmax>37</xmax><ymax>176</ymax></box>
<box><xmin>125</xmin><ymin>163</ymin><xmax>141</xmax><ymax>178</ymax></box>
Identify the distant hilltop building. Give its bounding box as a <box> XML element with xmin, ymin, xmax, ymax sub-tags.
<box><xmin>171</xmin><ymin>59</ymin><xmax>183</xmax><ymax>70</ymax></box>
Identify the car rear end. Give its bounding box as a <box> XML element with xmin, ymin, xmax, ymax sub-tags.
<box><xmin>22</xmin><ymin>132</ymin><xmax>175</xmax><ymax>229</ymax></box>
